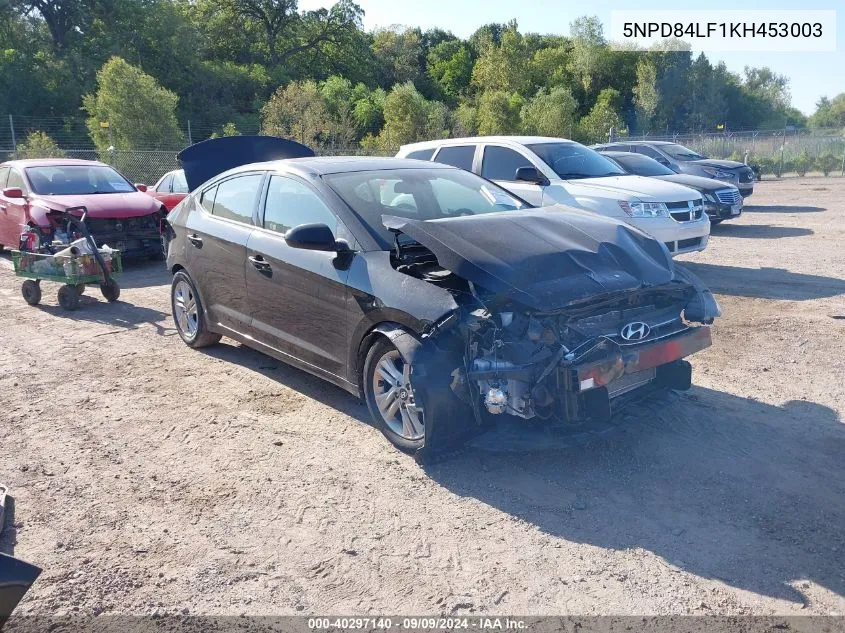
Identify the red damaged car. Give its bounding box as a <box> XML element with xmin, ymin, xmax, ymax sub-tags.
<box><xmin>0</xmin><ymin>158</ymin><xmax>166</xmax><ymax>258</ymax></box>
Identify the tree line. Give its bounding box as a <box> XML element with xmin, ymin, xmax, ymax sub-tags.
<box><xmin>3</xmin><ymin>0</ymin><xmax>844</xmax><ymax>153</ymax></box>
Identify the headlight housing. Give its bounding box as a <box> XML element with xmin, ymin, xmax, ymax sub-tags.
<box><xmin>617</xmin><ymin>200</ymin><xmax>669</xmax><ymax>218</ymax></box>
<box><xmin>701</xmin><ymin>167</ymin><xmax>733</xmax><ymax>180</ymax></box>
<box><xmin>703</xmin><ymin>192</ymin><xmax>718</xmax><ymax>203</ymax></box>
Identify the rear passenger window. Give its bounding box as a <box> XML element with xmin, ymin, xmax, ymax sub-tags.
<box><xmin>212</xmin><ymin>174</ymin><xmax>263</xmax><ymax>224</ymax></box>
<box><xmin>481</xmin><ymin>146</ymin><xmax>533</xmax><ymax>181</ymax></box>
<box><xmin>263</xmin><ymin>175</ymin><xmax>337</xmax><ymax>234</ymax></box>
<box><xmin>200</xmin><ymin>185</ymin><xmax>217</xmax><ymax>214</ymax></box>
<box><xmin>405</xmin><ymin>148</ymin><xmax>435</xmax><ymax>161</ymax></box>
<box><xmin>433</xmin><ymin>146</ymin><xmax>475</xmax><ymax>171</ymax></box>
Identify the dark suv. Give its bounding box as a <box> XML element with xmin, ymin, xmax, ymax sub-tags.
<box><xmin>593</xmin><ymin>141</ymin><xmax>755</xmax><ymax>197</ymax></box>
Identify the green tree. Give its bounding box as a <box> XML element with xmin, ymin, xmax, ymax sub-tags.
<box><xmin>809</xmin><ymin>94</ymin><xmax>845</xmax><ymax>129</ymax></box>
<box><xmin>223</xmin><ymin>0</ymin><xmax>363</xmax><ymax>66</ymax></box>
<box><xmin>16</xmin><ymin>131</ymin><xmax>65</xmax><ymax>158</ymax></box>
<box><xmin>632</xmin><ymin>57</ymin><xmax>658</xmax><ymax>133</ymax></box>
<box><xmin>579</xmin><ymin>88</ymin><xmax>624</xmax><ymax>143</ymax></box>
<box><xmin>521</xmin><ymin>87</ymin><xmax>577</xmax><ymax>137</ymax></box>
<box><xmin>569</xmin><ymin>16</ymin><xmax>610</xmax><ymax>97</ymax></box>
<box><xmin>371</xmin><ymin>82</ymin><xmax>446</xmax><ymax>150</ymax></box>
<box><xmin>371</xmin><ymin>27</ymin><xmax>424</xmax><ymax>87</ymax></box>
<box><xmin>261</xmin><ymin>79</ymin><xmax>330</xmax><ymax>145</ymax></box>
<box><xmin>471</xmin><ymin>21</ymin><xmax>531</xmax><ymax>95</ymax></box>
<box><xmin>426</xmin><ymin>40</ymin><xmax>474</xmax><ymax>104</ymax></box>
<box><xmin>83</xmin><ymin>57</ymin><xmax>183</xmax><ymax>150</ymax></box>
<box><xmin>477</xmin><ymin>90</ymin><xmax>523</xmax><ymax>135</ymax></box>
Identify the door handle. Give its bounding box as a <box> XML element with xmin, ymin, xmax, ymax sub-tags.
<box><xmin>248</xmin><ymin>255</ymin><xmax>272</xmax><ymax>273</ymax></box>
<box><xmin>187</xmin><ymin>234</ymin><xmax>203</xmax><ymax>247</ymax></box>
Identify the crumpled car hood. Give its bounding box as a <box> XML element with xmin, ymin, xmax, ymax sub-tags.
<box><xmin>383</xmin><ymin>207</ymin><xmax>676</xmax><ymax>312</ymax></box>
<box><xmin>32</xmin><ymin>192</ymin><xmax>160</xmax><ymax>218</ymax></box>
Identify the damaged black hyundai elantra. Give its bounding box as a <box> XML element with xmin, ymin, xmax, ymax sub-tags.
<box><xmin>165</xmin><ymin>136</ymin><xmax>720</xmax><ymax>454</ymax></box>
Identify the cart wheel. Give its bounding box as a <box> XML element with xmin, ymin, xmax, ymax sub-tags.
<box><xmin>100</xmin><ymin>279</ymin><xmax>120</xmax><ymax>302</ymax></box>
<box><xmin>76</xmin><ymin>283</ymin><xmax>86</xmax><ymax>295</ymax></box>
<box><xmin>58</xmin><ymin>285</ymin><xmax>80</xmax><ymax>311</ymax></box>
<box><xmin>21</xmin><ymin>280</ymin><xmax>41</xmax><ymax>306</ymax></box>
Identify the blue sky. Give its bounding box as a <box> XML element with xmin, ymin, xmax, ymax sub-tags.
<box><xmin>300</xmin><ymin>0</ymin><xmax>842</xmax><ymax>115</ymax></box>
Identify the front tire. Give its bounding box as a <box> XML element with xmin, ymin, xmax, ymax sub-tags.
<box><xmin>171</xmin><ymin>270</ymin><xmax>221</xmax><ymax>348</ymax></box>
<box><xmin>364</xmin><ymin>338</ymin><xmax>426</xmax><ymax>451</ymax></box>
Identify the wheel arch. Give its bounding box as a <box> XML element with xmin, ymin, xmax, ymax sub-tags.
<box><xmin>354</xmin><ymin>322</ymin><xmax>423</xmax><ymax>395</ymax></box>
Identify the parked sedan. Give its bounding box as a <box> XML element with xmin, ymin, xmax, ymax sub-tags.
<box><xmin>0</xmin><ymin>159</ymin><xmax>166</xmax><ymax>258</ymax></box>
<box><xmin>598</xmin><ymin>150</ymin><xmax>743</xmax><ymax>224</ymax></box>
<box><xmin>593</xmin><ymin>141</ymin><xmax>755</xmax><ymax>197</ymax></box>
<box><xmin>398</xmin><ymin>136</ymin><xmax>711</xmax><ymax>255</ymax></box>
<box><xmin>166</xmin><ymin>137</ymin><xmax>720</xmax><ymax>455</ymax></box>
<box><xmin>144</xmin><ymin>168</ymin><xmax>189</xmax><ymax>212</ymax></box>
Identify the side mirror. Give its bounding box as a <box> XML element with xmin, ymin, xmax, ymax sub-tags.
<box><xmin>135</xmin><ymin>183</ymin><xmax>148</xmax><ymax>192</ymax></box>
<box><xmin>2</xmin><ymin>187</ymin><xmax>24</xmax><ymax>199</ymax></box>
<box><xmin>285</xmin><ymin>223</ymin><xmax>345</xmax><ymax>252</ymax></box>
<box><xmin>514</xmin><ymin>166</ymin><xmax>549</xmax><ymax>186</ymax></box>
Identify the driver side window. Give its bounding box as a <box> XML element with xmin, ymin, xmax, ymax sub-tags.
<box><xmin>263</xmin><ymin>175</ymin><xmax>337</xmax><ymax>235</ymax></box>
<box><xmin>7</xmin><ymin>169</ymin><xmax>26</xmax><ymax>192</ymax></box>
<box><xmin>481</xmin><ymin>146</ymin><xmax>533</xmax><ymax>181</ymax></box>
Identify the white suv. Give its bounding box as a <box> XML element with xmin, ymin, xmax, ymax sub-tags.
<box><xmin>397</xmin><ymin>136</ymin><xmax>711</xmax><ymax>255</ymax></box>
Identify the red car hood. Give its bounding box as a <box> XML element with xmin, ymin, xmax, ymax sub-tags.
<box><xmin>33</xmin><ymin>192</ymin><xmax>161</xmax><ymax>218</ymax></box>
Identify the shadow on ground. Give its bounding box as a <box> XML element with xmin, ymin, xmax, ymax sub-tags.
<box><xmin>191</xmin><ymin>339</ymin><xmax>845</xmax><ymax>607</ymax></box>
<box><xmin>744</xmin><ymin>204</ymin><xmax>826</xmax><ymax>213</ymax></box>
<box><xmin>424</xmin><ymin>387</ymin><xmax>845</xmax><ymax>606</ymax></box>
<box><xmin>34</xmin><ymin>298</ymin><xmax>174</xmax><ymax>336</ymax></box>
<box><xmin>711</xmin><ymin>224</ymin><xmax>813</xmax><ymax>239</ymax></box>
<box><xmin>682</xmin><ymin>262</ymin><xmax>845</xmax><ymax>300</ymax></box>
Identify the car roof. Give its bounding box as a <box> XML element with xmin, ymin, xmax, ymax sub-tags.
<box><xmin>600</xmin><ymin>151</ymin><xmax>638</xmax><ymax>157</ymax></box>
<box><xmin>399</xmin><ymin>136</ymin><xmax>580</xmax><ymax>151</ymax></box>
<box><xmin>1</xmin><ymin>158</ymin><xmax>110</xmax><ymax>169</ymax></box>
<box><xmin>225</xmin><ymin>156</ymin><xmax>454</xmax><ymax>177</ymax></box>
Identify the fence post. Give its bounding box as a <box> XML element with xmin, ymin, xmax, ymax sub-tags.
<box><xmin>187</xmin><ymin>120</ymin><xmax>193</xmax><ymax>145</ymax></box>
<box><xmin>8</xmin><ymin>115</ymin><xmax>16</xmax><ymax>156</ymax></box>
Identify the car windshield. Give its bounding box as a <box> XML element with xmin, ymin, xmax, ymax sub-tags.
<box><xmin>660</xmin><ymin>143</ymin><xmax>706</xmax><ymax>161</ymax></box>
<box><xmin>611</xmin><ymin>153</ymin><xmax>675</xmax><ymax>176</ymax></box>
<box><xmin>324</xmin><ymin>167</ymin><xmax>530</xmax><ymax>247</ymax></box>
<box><xmin>25</xmin><ymin>165</ymin><xmax>135</xmax><ymax>195</ymax></box>
<box><xmin>527</xmin><ymin>142</ymin><xmax>626</xmax><ymax>179</ymax></box>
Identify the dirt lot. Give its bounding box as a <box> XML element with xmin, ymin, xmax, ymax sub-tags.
<box><xmin>1</xmin><ymin>177</ymin><xmax>844</xmax><ymax>617</ymax></box>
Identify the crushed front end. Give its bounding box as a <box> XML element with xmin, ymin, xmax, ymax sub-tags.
<box><xmin>449</xmin><ymin>283</ymin><xmax>716</xmax><ymax>425</ymax></box>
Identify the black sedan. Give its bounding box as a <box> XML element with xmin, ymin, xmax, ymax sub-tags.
<box><xmin>593</xmin><ymin>141</ymin><xmax>755</xmax><ymax>197</ymax></box>
<box><xmin>165</xmin><ymin>137</ymin><xmax>721</xmax><ymax>454</ymax></box>
<box><xmin>599</xmin><ymin>150</ymin><xmax>743</xmax><ymax>224</ymax></box>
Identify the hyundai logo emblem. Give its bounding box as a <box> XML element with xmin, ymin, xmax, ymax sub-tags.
<box><xmin>620</xmin><ymin>321</ymin><xmax>650</xmax><ymax>341</ymax></box>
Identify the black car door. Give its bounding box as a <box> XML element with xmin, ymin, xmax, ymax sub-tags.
<box><xmin>245</xmin><ymin>173</ymin><xmax>351</xmax><ymax>380</ymax></box>
<box><xmin>185</xmin><ymin>172</ymin><xmax>264</xmax><ymax>336</ymax></box>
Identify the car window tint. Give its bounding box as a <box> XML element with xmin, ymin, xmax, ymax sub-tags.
<box><xmin>7</xmin><ymin>169</ymin><xmax>26</xmax><ymax>191</ymax></box>
<box><xmin>635</xmin><ymin>144</ymin><xmax>661</xmax><ymax>159</ymax></box>
<box><xmin>0</xmin><ymin>166</ymin><xmax>9</xmax><ymax>188</ymax></box>
<box><xmin>481</xmin><ymin>146</ymin><xmax>533</xmax><ymax>181</ymax></box>
<box><xmin>211</xmin><ymin>174</ymin><xmax>262</xmax><ymax>224</ymax></box>
<box><xmin>172</xmin><ymin>171</ymin><xmax>188</xmax><ymax>193</ymax></box>
<box><xmin>201</xmin><ymin>185</ymin><xmax>218</xmax><ymax>214</ymax></box>
<box><xmin>263</xmin><ymin>175</ymin><xmax>337</xmax><ymax>234</ymax></box>
<box><xmin>433</xmin><ymin>145</ymin><xmax>475</xmax><ymax>171</ymax></box>
<box><xmin>378</xmin><ymin>180</ymin><xmax>419</xmax><ymax>213</ymax></box>
<box><xmin>158</xmin><ymin>174</ymin><xmax>173</xmax><ymax>193</ymax></box>
<box><xmin>405</xmin><ymin>148</ymin><xmax>435</xmax><ymax>161</ymax></box>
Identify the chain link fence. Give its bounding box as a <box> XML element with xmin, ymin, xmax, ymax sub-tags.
<box><xmin>625</xmin><ymin>128</ymin><xmax>845</xmax><ymax>177</ymax></box>
<box><xmin>3</xmin><ymin>113</ymin><xmax>844</xmax><ymax>182</ymax></box>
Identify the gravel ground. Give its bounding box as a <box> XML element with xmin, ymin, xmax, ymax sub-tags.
<box><xmin>1</xmin><ymin>177</ymin><xmax>844</xmax><ymax>617</ymax></box>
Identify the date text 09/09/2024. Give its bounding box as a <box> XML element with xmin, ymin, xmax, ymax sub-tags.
<box><xmin>623</xmin><ymin>22</ymin><xmax>823</xmax><ymax>38</ymax></box>
<box><xmin>308</xmin><ymin>617</ymin><xmax>527</xmax><ymax>630</ymax></box>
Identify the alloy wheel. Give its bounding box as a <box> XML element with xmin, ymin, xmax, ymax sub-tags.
<box><xmin>371</xmin><ymin>349</ymin><xmax>425</xmax><ymax>441</ymax></box>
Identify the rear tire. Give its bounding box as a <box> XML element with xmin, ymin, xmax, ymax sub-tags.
<box><xmin>58</xmin><ymin>285</ymin><xmax>79</xmax><ymax>311</ymax></box>
<box><xmin>21</xmin><ymin>280</ymin><xmax>41</xmax><ymax>305</ymax></box>
<box><xmin>171</xmin><ymin>270</ymin><xmax>221</xmax><ymax>348</ymax></box>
